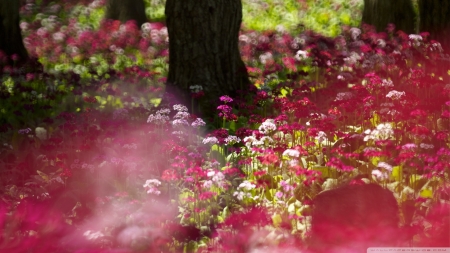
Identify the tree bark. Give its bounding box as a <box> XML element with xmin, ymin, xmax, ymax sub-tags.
<box><xmin>164</xmin><ymin>0</ymin><xmax>250</xmax><ymax>120</ymax></box>
<box><xmin>0</xmin><ymin>0</ymin><xmax>28</xmax><ymax>63</ymax></box>
<box><xmin>105</xmin><ymin>0</ymin><xmax>147</xmax><ymax>28</ymax></box>
<box><xmin>419</xmin><ymin>0</ymin><xmax>450</xmax><ymax>53</ymax></box>
<box><xmin>361</xmin><ymin>0</ymin><xmax>415</xmax><ymax>34</ymax></box>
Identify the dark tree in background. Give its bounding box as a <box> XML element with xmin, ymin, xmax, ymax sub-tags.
<box><xmin>361</xmin><ymin>0</ymin><xmax>415</xmax><ymax>34</ymax></box>
<box><xmin>164</xmin><ymin>0</ymin><xmax>250</xmax><ymax>120</ymax></box>
<box><xmin>419</xmin><ymin>0</ymin><xmax>450</xmax><ymax>53</ymax></box>
<box><xmin>0</xmin><ymin>0</ymin><xmax>29</xmax><ymax>62</ymax></box>
<box><xmin>105</xmin><ymin>0</ymin><xmax>148</xmax><ymax>28</ymax></box>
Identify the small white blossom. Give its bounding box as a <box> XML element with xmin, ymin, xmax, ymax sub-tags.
<box><xmin>381</xmin><ymin>79</ymin><xmax>394</xmax><ymax>87</ymax></box>
<box><xmin>349</xmin><ymin>27</ymin><xmax>361</xmax><ymax>41</ymax></box>
<box><xmin>238</xmin><ymin>180</ymin><xmax>256</xmax><ymax>191</ymax></box>
<box><xmin>35</xmin><ymin>127</ymin><xmax>47</xmax><ymax>141</ymax></box>
<box><xmin>377</xmin><ymin>162</ymin><xmax>393</xmax><ymax>172</ymax></box>
<box><xmin>83</xmin><ymin>230</ymin><xmax>105</xmax><ymax>240</ymax></box>
<box><xmin>386</xmin><ymin>90</ymin><xmax>405</xmax><ymax>100</ymax></box>
<box><xmin>315</xmin><ymin>131</ymin><xmax>328</xmax><ymax>143</ymax></box>
<box><xmin>402</xmin><ymin>143</ymin><xmax>417</xmax><ymax>150</ymax></box>
<box><xmin>174</xmin><ymin>111</ymin><xmax>190</xmax><ymax>119</ymax></box>
<box><xmin>202</xmin><ymin>137</ymin><xmax>219</xmax><ymax>145</ymax></box>
<box><xmin>191</xmin><ymin>118</ymin><xmax>206</xmax><ymax>128</ymax></box>
<box><xmin>173</xmin><ymin>104</ymin><xmax>188</xmax><ymax>112</ymax></box>
<box><xmin>259</xmin><ymin>52</ymin><xmax>273</xmax><ymax>65</ymax></box>
<box><xmin>224</xmin><ymin>135</ymin><xmax>241</xmax><ymax>145</ymax></box>
<box><xmin>295</xmin><ymin>50</ymin><xmax>308</xmax><ymax>61</ymax></box>
<box><xmin>372</xmin><ymin>169</ymin><xmax>389</xmax><ymax>180</ymax></box>
<box><xmin>203</xmin><ymin>180</ymin><xmax>213</xmax><ymax>188</ymax></box>
<box><xmin>212</xmin><ymin>172</ymin><xmax>224</xmax><ymax>182</ymax></box>
<box><xmin>147</xmin><ymin>113</ymin><xmax>170</xmax><ymax>124</ymax></box>
<box><xmin>409</xmin><ymin>34</ymin><xmax>423</xmax><ymax>41</ymax></box>
<box><xmin>335</xmin><ymin>92</ymin><xmax>354</xmax><ymax>101</ymax></box>
<box><xmin>143</xmin><ymin>179</ymin><xmax>161</xmax><ymax>195</ymax></box>
<box><xmin>364</xmin><ymin>123</ymin><xmax>394</xmax><ymax>141</ymax></box>
<box><xmin>143</xmin><ymin>179</ymin><xmax>161</xmax><ymax>188</ymax></box>
<box><xmin>420</xmin><ymin>143</ymin><xmax>434</xmax><ymax>149</ymax></box>
<box><xmin>259</xmin><ymin>119</ymin><xmax>277</xmax><ymax>134</ymax></box>
<box><xmin>172</xmin><ymin>119</ymin><xmax>189</xmax><ymax>126</ymax></box>
<box><xmin>282</xmin><ymin>149</ymin><xmax>300</xmax><ymax>157</ymax></box>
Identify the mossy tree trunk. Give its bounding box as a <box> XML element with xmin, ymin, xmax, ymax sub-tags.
<box><xmin>0</xmin><ymin>1</ymin><xmax>28</xmax><ymax>63</ymax></box>
<box><xmin>419</xmin><ymin>0</ymin><xmax>450</xmax><ymax>53</ymax></box>
<box><xmin>105</xmin><ymin>0</ymin><xmax>147</xmax><ymax>28</ymax></box>
<box><xmin>361</xmin><ymin>0</ymin><xmax>415</xmax><ymax>34</ymax></box>
<box><xmin>164</xmin><ymin>0</ymin><xmax>250</xmax><ymax>121</ymax></box>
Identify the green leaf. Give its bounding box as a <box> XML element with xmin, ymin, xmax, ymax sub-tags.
<box><xmin>265</xmin><ymin>189</ymin><xmax>275</xmax><ymax>201</ymax></box>
<box><xmin>420</xmin><ymin>188</ymin><xmax>433</xmax><ymax>198</ymax></box>
<box><xmin>272</xmin><ymin>213</ymin><xmax>282</xmax><ymax>227</ymax></box>
<box><xmin>288</xmin><ymin>203</ymin><xmax>296</xmax><ymax>214</ymax></box>
<box><xmin>370</xmin><ymin>112</ymin><xmax>380</xmax><ymax>127</ymax></box>
<box><xmin>221</xmin><ymin>206</ymin><xmax>229</xmax><ymax>221</ymax></box>
<box><xmin>391</xmin><ymin>166</ymin><xmax>403</xmax><ymax>182</ymax></box>
<box><xmin>37</xmin><ymin>170</ymin><xmax>49</xmax><ymax>182</ymax></box>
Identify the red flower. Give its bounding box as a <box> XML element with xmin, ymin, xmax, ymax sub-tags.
<box><xmin>161</xmin><ymin>169</ymin><xmax>178</xmax><ymax>181</ymax></box>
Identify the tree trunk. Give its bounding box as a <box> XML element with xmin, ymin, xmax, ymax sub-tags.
<box><xmin>0</xmin><ymin>1</ymin><xmax>28</xmax><ymax>63</ymax></box>
<box><xmin>361</xmin><ymin>0</ymin><xmax>415</xmax><ymax>34</ymax></box>
<box><xmin>419</xmin><ymin>0</ymin><xmax>450</xmax><ymax>53</ymax></box>
<box><xmin>164</xmin><ymin>0</ymin><xmax>250</xmax><ymax>120</ymax></box>
<box><xmin>105</xmin><ymin>0</ymin><xmax>147</xmax><ymax>28</ymax></box>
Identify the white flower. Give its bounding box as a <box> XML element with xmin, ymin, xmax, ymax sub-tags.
<box><xmin>420</xmin><ymin>143</ymin><xmax>434</xmax><ymax>149</ymax></box>
<box><xmin>173</xmin><ymin>104</ymin><xmax>188</xmax><ymax>112</ymax></box>
<box><xmin>35</xmin><ymin>127</ymin><xmax>47</xmax><ymax>141</ymax></box>
<box><xmin>364</xmin><ymin>123</ymin><xmax>394</xmax><ymax>141</ymax></box>
<box><xmin>275</xmin><ymin>25</ymin><xmax>286</xmax><ymax>34</ymax></box>
<box><xmin>238</xmin><ymin>180</ymin><xmax>256</xmax><ymax>191</ymax></box>
<box><xmin>202</xmin><ymin>137</ymin><xmax>219</xmax><ymax>145</ymax></box>
<box><xmin>295</xmin><ymin>50</ymin><xmax>308</xmax><ymax>61</ymax></box>
<box><xmin>259</xmin><ymin>119</ymin><xmax>277</xmax><ymax>134</ymax></box>
<box><xmin>143</xmin><ymin>179</ymin><xmax>161</xmax><ymax>195</ymax></box>
<box><xmin>156</xmin><ymin>108</ymin><xmax>170</xmax><ymax>115</ymax></box>
<box><xmin>377</xmin><ymin>162</ymin><xmax>393</xmax><ymax>172</ymax></box>
<box><xmin>83</xmin><ymin>230</ymin><xmax>105</xmax><ymax>240</ymax></box>
<box><xmin>381</xmin><ymin>79</ymin><xmax>394</xmax><ymax>87</ymax></box>
<box><xmin>409</xmin><ymin>34</ymin><xmax>423</xmax><ymax>41</ymax></box>
<box><xmin>315</xmin><ymin>131</ymin><xmax>328</xmax><ymax>143</ymax></box>
<box><xmin>52</xmin><ymin>32</ymin><xmax>65</xmax><ymax>42</ymax></box>
<box><xmin>147</xmin><ymin>113</ymin><xmax>169</xmax><ymax>124</ymax></box>
<box><xmin>335</xmin><ymin>92</ymin><xmax>354</xmax><ymax>101</ymax></box>
<box><xmin>143</xmin><ymin>179</ymin><xmax>161</xmax><ymax>188</ymax></box>
<box><xmin>191</xmin><ymin>118</ymin><xmax>206</xmax><ymax>128</ymax></box>
<box><xmin>203</xmin><ymin>180</ymin><xmax>213</xmax><ymax>188</ymax></box>
<box><xmin>282</xmin><ymin>149</ymin><xmax>300</xmax><ymax>157</ymax></box>
<box><xmin>386</xmin><ymin>90</ymin><xmax>405</xmax><ymax>100</ymax></box>
<box><xmin>239</xmin><ymin>34</ymin><xmax>250</xmax><ymax>43</ymax></box>
<box><xmin>349</xmin><ymin>27</ymin><xmax>361</xmax><ymax>41</ymax></box>
<box><xmin>372</xmin><ymin>169</ymin><xmax>389</xmax><ymax>180</ymax></box>
<box><xmin>212</xmin><ymin>172</ymin><xmax>224</xmax><ymax>182</ymax></box>
<box><xmin>344</xmin><ymin>51</ymin><xmax>361</xmax><ymax>65</ymax></box>
<box><xmin>233</xmin><ymin>191</ymin><xmax>245</xmax><ymax>200</ymax></box>
<box><xmin>224</xmin><ymin>135</ymin><xmax>241</xmax><ymax>145</ymax></box>
<box><xmin>402</xmin><ymin>143</ymin><xmax>417</xmax><ymax>150</ymax></box>
<box><xmin>377</xmin><ymin>39</ymin><xmax>386</xmax><ymax>48</ymax></box>
<box><xmin>259</xmin><ymin>52</ymin><xmax>273</xmax><ymax>65</ymax></box>
<box><xmin>172</xmin><ymin>119</ymin><xmax>189</xmax><ymax>126</ymax></box>
<box><xmin>174</xmin><ymin>111</ymin><xmax>190</xmax><ymax>119</ymax></box>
